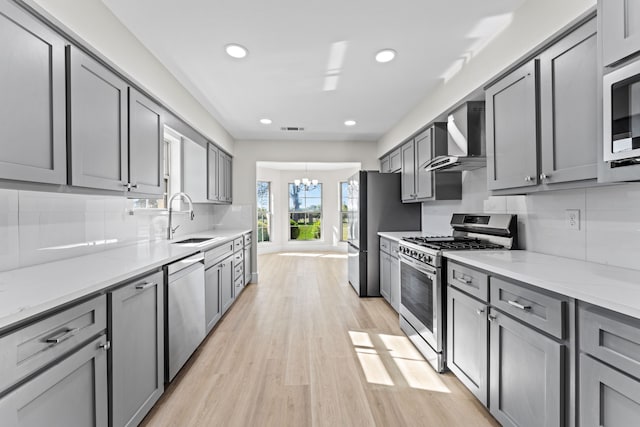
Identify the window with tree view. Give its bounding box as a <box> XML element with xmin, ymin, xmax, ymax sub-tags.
<box><xmin>257</xmin><ymin>181</ymin><xmax>271</xmax><ymax>242</ymax></box>
<box><xmin>289</xmin><ymin>183</ymin><xmax>322</xmax><ymax>240</ymax></box>
<box><xmin>340</xmin><ymin>181</ymin><xmax>349</xmax><ymax>241</ymax></box>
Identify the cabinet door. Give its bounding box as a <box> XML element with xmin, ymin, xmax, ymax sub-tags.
<box><xmin>400</xmin><ymin>140</ymin><xmax>416</xmax><ymax>201</ymax></box>
<box><xmin>580</xmin><ymin>354</ymin><xmax>640</xmax><ymax>427</ymax></box>
<box><xmin>415</xmin><ymin>129</ymin><xmax>434</xmax><ymax>200</ymax></box>
<box><xmin>486</xmin><ymin>60</ymin><xmax>538</xmax><ymax>190</ymax></box>
<box><xmin>379</xmin><ymin>251</ymin><xmax>391</xmax><ymax>302</ymax></box>
<box><xmin>218</xmin><ymin>152</ymin><xmax>227</xmax><ymax>202</ymax></box>
<box><xmin>224</xmin><ymin>154</ymin><xmax>233</xmax><ymax>203</ymax></box>
<box><xmin>128</xmin><ymin>88</ymin><xmax>164</xmax><ymax>196</ymax></box>
<box><xmin>380</xmin><ymin>156</ymin><xmax>390</xmax><ymax>173</ymax></box>
<box><xmin>183</xmin><ymin>139</ymin><xmax>208</xmax><ymax>202</ymax></box>
<box><xmin>389</xmin><ymin>148</ymin><xmax>402</xmax><ymax>172</ymax></box>
<box><xmin>220</xmin><ymin>259</ymin><xmax>234</xmax><ymax>314</ymax></box>
<box><xmin>539</xmin><ymin>19</ymin><xmax>597</xmax><ymax>184</ymax></box>
<box><xmin>601</xmin><ymin>0</ymin><xmax>640</xmax><ymax>66</ymax></box>
<box><xmin>0</xmin><ymin>335</ymin><xmax>108</xmax><ymax>427</ymax></box>
<box><xmin>389</xmin><ymin>254</ymin><xmax>400</xmax><ymax>312</ymax></box>
<box><xmin>205</xmin><ymin>265</ymin><xmax>222</xmax><ymax>333</ymax></box>
<box><xmin>0</xmin><ymin>2</ymin><xmax>66</xmax><ymax>185</ymax></box>
<box><xmin>447</xmin><ymin>287</ymin><xmax>488</xmax><ymax>405</ymax></box>
<box><xmin>110</xmin><ymin>272</ymin><xmax>164</xmax><ymax>427</ymax></box>
<box><xmin>68</xmin><ymin>47</ymin><xmax>128</xmax><ymax>192</ymax></box>
<box><xmin>489</xmin><ymin>309</ymin><xmax>563</xmax><ymax>427</ymax></box>
<box><xmin>207</xmin><ymin>144</ymin><xmax>219</xmax><ymax>201</ymax></box>
<box><xmin>244</xmin><ymin>245</ymin><xmax>251</xmax><ymax>284</ymax></box>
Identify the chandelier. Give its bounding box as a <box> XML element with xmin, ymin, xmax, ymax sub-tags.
<box><xmin>294</xmin><ymin>164</ymin><xmax>319</xmax><ymax>190</ymax></box>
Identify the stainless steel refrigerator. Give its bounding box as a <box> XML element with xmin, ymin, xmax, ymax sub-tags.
<box><xmin>346</xmin><ymin>171</ymin><xmax>421</xmax><ymax>296</ymax></box>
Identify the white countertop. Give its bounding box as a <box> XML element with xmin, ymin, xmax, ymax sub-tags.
<box><xmin>0</xmin><ymin>228</ymin><xmax>250</xmax><ymax>332</ymax></box>
<box><xmin>377</xmin><ymin>231</ymin><xmax>423</xmax><ymax>241</ymax></box>
<box><xmin>444</xmin><ymin>250</ymin><xmax>640</xmax><ymax>320</ymax></box>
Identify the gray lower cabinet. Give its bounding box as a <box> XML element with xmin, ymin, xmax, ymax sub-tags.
<box><xmin>489</xmin><ymin>308</ymin><xmax>563</xmax><ymax>427</ymax></box>
<box><xmin>0</xmin><ymin>334</ymin><xmax>109</xmax><ymax>427</ymax></box>
<box><xmin>486</xmin><ymin>60</ymin><xmax>539</xmax><ymax>191</ymax></box>
<box><xmin>109</xmin><ymin>271</ymin><xmax>164</xmax><ymax>427</ymax></box>
<box><xmin>379</xmin><ymin>238</ymin><xmax>400</xmax><ymax>312</ymax></box>
<box><xmin>389</xmin><ymin>255</ymin><xmax>399</xmax><ymax>310</ymax></box>
<box><xmin>447</xmin><ymin>286</ymin><xmax>488</xmax><ymax>406</ymax></box>
<box><xmin>68</xmin><ymin>46</ymin><xmax>129</xmax><ymax>192</ymax></box>
<box><xmin>601</xmin><ymin>0</ymin><xmax>640</xmax><ymax>66</ymax></box>
<box><xmin>538</xmin><ymin>18</ymin><xmax>597</xmax><ymax>185</ymax></box>
<box><xmin>580</xmin><ymin>354</ymin><xmax>640</xmax><ymax>426</ymax></box>
<box><xmin>127</xmin><ymin>88</ymin><xmax>164</xmax><ymax>196</ymax></box>
<box><xmin>219</xmin><ymin>256</ymin><xmax>235</xmax><ymax>314</ymax></box>
<box><xmin>578</xmin><ymin>303</ymin><xmax>640</xmax><ymax>426</ymax></box>
<box><xmin>243</xmin><ymin>232</ymin><xmax>252</xmax><ymax>285</ymax></box>
<box><xmin>205</xmin><ymin>262</ymin><xmax>222</xmax><ymax>333</ymax></box>
<box><xmin>0</xmin><ymin>1</ymin><xmax>67</xmax><ymax>185</ymax></box>
<box><xmin>379</xmin><ymin>250</ymin><xmax>391</xmax><ymax>302</ymax></box>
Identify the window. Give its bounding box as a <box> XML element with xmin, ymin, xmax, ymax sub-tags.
<box><xmin>130</xmin><ymin>138</ymin><xmax>170</xmax><ymax>209</ymax></box>
<box><xmin>256</xmin><ymin>181</ymin><xmax>271</xmax><ymax>242</ymax></box>
<box><xmin>289</xmin><ymin>183</ymin><xmax>322</xmax><ymax>240</ymax></box>
<box><xmin>340</xmin><ymin>181</ymin><xmax>349</xmax><ymax>241</ymax></box>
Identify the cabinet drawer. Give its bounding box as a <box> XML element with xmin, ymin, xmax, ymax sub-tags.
<box><xmin>490</xmin><ymin>277</ymin><xmax>565</xmax><ymax>339</ymax></box>
<box><xmin>0</xmin><ymin>295</ymin><xmax>107</xmax><ymax>393</ymax></box>
<box><xmin>233</xmin><ymin>237</ymin><xmax>243</xmax><ymax>252</ymax></box>
<box><xmin>389</xmin><ymin>240</ymin><xmax>399</xmax><ymax>258</ymax></box>
<box><xmin>380</xmin><ymin>238</ymin><xmax>391</xmax><ymax>253</ymax></box>
<box><xmin>243</xmin><ymin>232</ymin><xmax>252</xmax><ymax>247</ymax></box>
<box><xmin>234</xmin><ymin>274</ymin><xmax>244</xmax><ymax>290</ymax></box>
<box><xmin>579</xmin><ymin>303</ymin><xmax>640</xmax><ymax>379</ymax></box>
<box><xmin>448</xmin><ymin>262</ymin><xmax>488</xmax><ymax>302</ymax></box>
<box><xmin>233</xmin><ymin>250</ymin><xmax>244</xmax><ymax>264</ymax></box>
<box><xmin>204</xmin><ymin>241</ymin><xmax>234</xmax><ymax>268</ymax></box>
<box><xmin>234</xmin><ymin>262</ymin><xmax>244</xmax><ymax>280</ymax></box>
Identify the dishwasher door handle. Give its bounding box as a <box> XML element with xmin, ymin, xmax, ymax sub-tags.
<box><xmin>168</xmin><ymin>253</ymin><xmax>205</xmax><ymax>276</ymax></box>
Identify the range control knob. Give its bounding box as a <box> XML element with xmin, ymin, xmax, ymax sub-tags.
<box><xmin>410</xmin><ymin>250</ymin><xmax>418</xmax><ymax>258</ymax></box>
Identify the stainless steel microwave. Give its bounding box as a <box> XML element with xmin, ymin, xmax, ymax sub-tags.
<box><xmin>603</xmin><ymin>58</ymin><xmax>640</xmax><ymax>163</ymax></box>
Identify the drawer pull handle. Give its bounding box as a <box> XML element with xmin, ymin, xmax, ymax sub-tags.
<box><xmin>99</xmin><ymin>341</ymin><xmax>111</xmax><ymax>351</ymax></box>
<box><xmin>45</xmin><ymin>328</ymin><xmax>80</xmax><ymax>345</ymax></box>
<box><xmin>135</xmin><ymin>282</ymin><xmax>156</xmax><ymax>291</ymax></box>
<box><xmin>476</xmin><ymin>308</ymin><xmax>485</xmax><ymax>315</ymax></box>
<box><xmin>507</xmin><ymin>300</ymin><xmax>531</xmax><ymax>311</ymax></box>
<box><xmin>455</xmin><ymin>277</ymin><xmax>472</xmax><ymax>285</ymax></box>
<box><xmin>488</xmin><ymin>314</ymin><xmax>497</xmax><ymax>322</ymax></box>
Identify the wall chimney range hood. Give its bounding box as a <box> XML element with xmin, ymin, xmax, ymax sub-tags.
<box><xmin>424</xmin><ymin>101</ymin><xmax>486</xmax><ymax>172</ymax></box>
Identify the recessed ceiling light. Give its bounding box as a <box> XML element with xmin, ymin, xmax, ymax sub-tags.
<box><xmin>260</xmin><ymin>118</ymin><xmax>272</xmax><ymax>125</ymax></box>
<box><xmin>344</xmin><ymin>120</ymin><xmax>357</xmax><ymax>126</ymax></box>
<box><xmin>225</xmin><ymin>44</ymin><xmax>248</xmax><ymax>59</ymax></box>
<box><xmin>375</xmin><ymin>49</ymin><xmax>396</xmax><ymax>63</ymax></box>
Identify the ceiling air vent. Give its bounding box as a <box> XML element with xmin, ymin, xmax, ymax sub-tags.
<box><xmin>280</xmin><ymin>126</ymin><xmax>305</xmax><ymax>131</ymax></box>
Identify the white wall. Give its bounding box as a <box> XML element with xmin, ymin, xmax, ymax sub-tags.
<box><xmin>378</xmin><ymin>0</ymin><xmax>596</xmax><ymax>156</ymax></box>
<box><xmin>256</xmin><ymin>167</ymin><xmax>360</xmax><ymax>254</ymax></box>
<box><xmin>29</xmin><ymin>0</ymin><xmax>235</xmax><ymax>153</ymax></box>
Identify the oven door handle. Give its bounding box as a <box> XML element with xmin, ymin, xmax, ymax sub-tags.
<box><xmin>398</xmin><ymin>253</ymin><xmax>437</xmax><ymax>277</ymax></box>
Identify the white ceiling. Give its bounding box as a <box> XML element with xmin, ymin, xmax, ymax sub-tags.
<box><xmin>102</xmin><ymin>0</ymin><xmax>525</xmax><ymax>142</ymax></box>
<box><xmin>257</xmin><ymin>161</ymin><xmax>361</xmax><ymax>171</ymax></box>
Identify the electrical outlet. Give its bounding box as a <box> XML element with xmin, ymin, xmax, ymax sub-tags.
<box><xmin>565</xmin><ymin>209</ymin><xmax>580</xmax><ymax>230</ymax></box>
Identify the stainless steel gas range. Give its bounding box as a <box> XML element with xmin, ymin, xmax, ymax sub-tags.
<box><xmin>398</xmin><ymin>213</ymin><xmax>518</xmax><ymax>372</ymax></box>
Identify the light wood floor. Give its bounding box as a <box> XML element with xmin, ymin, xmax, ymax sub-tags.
<box><xmin>141</xmin><ymin>252</ymin><xmax>499</xmax><ymax>427</ymax></box>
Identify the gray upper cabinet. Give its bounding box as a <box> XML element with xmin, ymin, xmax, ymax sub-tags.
<box><xmin>539</xmin><ymin>19</ymin><xmax>597</xmax><ymax>185</ymax></box>
<box><xmin>109</xmin><ymin>271</ymin><xmax>164</xmax><ymax>427</ymax></box>
<box><xmin>389</xmin><ymin>148</ymin><xmax>402</xmax><ymax>172</ymax></box>
<box><xmin>489</xmin><ymin>308</ymin><xmax>563</xmax><ymax>427</ymax></box>
<box><xmin>0</xmin><ymin>334</ymin><xmax>108</xmax><ymax>427</ymax></box>
<box><xmin>486</xmin><ymin>60</ymin><xmax>539</xmax><ymax>191</ymax></box>
<box><xmin>414</xmin><ymin>129</ymin><xmax>434</xmax><ymax>200</ymax></box>
<box><xmin>68</xmin><ymin>46</ymin><xmax>129</xmax><ymax>192</ymax></box>
<box><xmin>207</xmin><ymin>144</ymin><xmax>232</xmax><ymax>204</ymax></box>
<box><xmin>128</xmin><ymin>88</ymin><xmax>164</xmax><ymax>196</ymax></box>
<box><xmin>379</xmin><ymin>156</ymin><xmax>390</xmax><ymax>173</ymax></box>
<box><xmin>207</xmin><ymin>143</ymin><xmax>220</xmax><ymax>201</ymax></box>
<box><xmin>400</xmin><ymin>140</ymin><xmax>416</xmax><ymax>201</ymax></box>
<box><xmin>218</xmin><ymin>150</ymin><xmax>232</xmax><ymax>203</ymax></box>
<box><xmin>0</xmin><ymin>1</ymin><xmax>67</xmax><ymax>185</ymax></box>
<box><xmin>601</xmin><ymin>0</ymin><xmax>640</xmax><ymax>66</ymax></box>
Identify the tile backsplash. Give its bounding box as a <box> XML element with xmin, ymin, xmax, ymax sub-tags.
<box><xmin>422</xmin><ymin>168</ymin><xmax>640</xmax><ymax>271</ymax></box>
<box><xmin>0</xmin><ymin>189</ymin><xmax>252</xmax><ymax>272</ymax></box>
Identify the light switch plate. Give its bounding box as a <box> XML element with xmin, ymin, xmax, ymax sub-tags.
<box><xmin>565</xmin><ymin>209</ymin><xmax>580</xmax><ymax>230</ymax></box>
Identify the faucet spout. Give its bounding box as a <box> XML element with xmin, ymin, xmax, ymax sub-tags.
<box><xmin>167</xmin><ymin>192</ymin><xmax>195</xmax><ymax>239</ymax></box>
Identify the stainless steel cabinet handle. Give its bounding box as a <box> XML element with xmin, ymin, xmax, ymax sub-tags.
<box><xmin>524</xmin><ymin>176</ymin><xmax>533</xmax><ymax>182</ymax></box>
<box><xmin>488</xmin><ymin>314</ymin><xmax>497</xmax><ymax>322</ymax></box>
<box><xmin>540</xmin><ymin>173</ymin><xmax>550</xmax><ymax>180</ymax></box>
<box><xmin>507</xmin><ymin>300</ymin><xmax>531</xmax><ymax>311</ymax></box>
<box><xmin>45</xmin><ymin>328</ymin><xmax>80</xmax><ymax>344</ymax></box>
<box><xmin>135</xmin><ymin>281</ymin><xmax>156</xmax><ymax>291</ymax></box>
<box><xmin>476</xmin><ymin>308</ymin><xmax>485</xmax><ymax>315</ymax></box>
<box><xmin>455</xmin><ymin>277</ymin><xmax>472</xmax><ymax>285</ymax></box>
<box><xmin>98</xmin><ymin>341</ymin><xmax>111</xmax><ymax>351</ymax></box>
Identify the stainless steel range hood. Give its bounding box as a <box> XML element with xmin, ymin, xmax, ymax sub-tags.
<box><xmin>425</xmin><ymin>101</ymin><xmax>486</xmax><ymax>172</ymax></box>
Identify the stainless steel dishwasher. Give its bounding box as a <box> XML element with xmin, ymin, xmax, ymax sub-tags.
<box><xmin>165</xmin><ymin>252</ymin><xmax>205</xmax><ymax>382</ymax></box>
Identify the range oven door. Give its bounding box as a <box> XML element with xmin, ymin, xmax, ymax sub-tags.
<box><xmin>399</xmin><ymin>253</ymin><xmax>442</xmax><ymax>353</ymax></box>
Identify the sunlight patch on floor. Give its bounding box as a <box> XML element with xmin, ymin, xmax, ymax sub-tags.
<box><xmin>350</xmin><ymin>330</ymin><xmax>451</xmax><ymax>393</ymax></box>
<box><xmin>277</xmin><ymin>252</ymin><xmax>347</xmax><ymax>259</ymax></box>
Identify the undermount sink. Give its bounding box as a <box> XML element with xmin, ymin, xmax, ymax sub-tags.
<box><xmin>172</xmin><ymin>237</ymin><xmax>213</xmax><ymax>245</ymax></box>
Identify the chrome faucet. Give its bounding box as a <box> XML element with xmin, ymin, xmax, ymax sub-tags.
<box><xmin>167</xmin><ymin>192</ymin><xmax>195</xmax><ymax>239</ymax></box>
